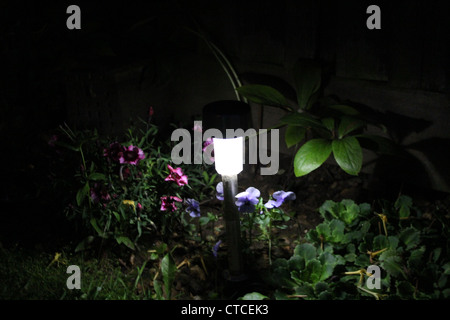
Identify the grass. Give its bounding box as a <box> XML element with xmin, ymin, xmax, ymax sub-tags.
<box><xmin>0</xmin><ymin>244</ymin><xmax>156</xmax><ymax>300</ymax></box>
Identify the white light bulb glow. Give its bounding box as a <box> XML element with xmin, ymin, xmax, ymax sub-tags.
<box><xmin>213</xmin><ymin>137</ymin><xmax>243</xmax><ymax>175</ymax></box>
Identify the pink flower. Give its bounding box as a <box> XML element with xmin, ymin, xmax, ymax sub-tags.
<box><xmin>148</xmin><ymin>106</ymin><xmax>154</xmax><ymax>117</ymax></box>
<box><xmin>160</xmin><ymin>196</ymin><xmax>182</xmax><ymax>212</ymax></box>
<box><xmin>137</xmin><ymin>203</ymin><xmax>143</xmax><ymax>211</ymax></box>
<box><xmin>202</xmin><ymin>138</ymin><xmax>214</xmax><ymax>162</ymax></box>
<box><xmin>164</xmin><ymin>165</ymin><xmax>188</xmax><ymax>186</ymax></box>
<box><xmin>119</xmin><ymin>145</ymin><xmax>145</xmax><ymax>165</ymax></box>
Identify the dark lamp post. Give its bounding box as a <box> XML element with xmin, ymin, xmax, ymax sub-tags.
<box><xmin>213</xmin><ymin>137</ymin><xmax>245</xmax><ymax>279</ymax></box>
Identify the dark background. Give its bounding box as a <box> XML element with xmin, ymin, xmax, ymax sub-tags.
<box><xmin>1</xmin><ymin>0</ymin><xmax>449</xmax><ymax>245</ymax></box>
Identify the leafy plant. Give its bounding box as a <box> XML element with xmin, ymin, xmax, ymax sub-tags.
<box><xmin>249</xmin><ymin>196</ymin><xmax>450</xmax><ymax>300</ymax></box>
<box><xmin>237</xmin><ymin>59</ymin><xmax>397</xmax><ymax>178</ymax></box>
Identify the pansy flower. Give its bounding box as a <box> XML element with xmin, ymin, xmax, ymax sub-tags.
<box><xmin>212</xmin><ymin>240</ymin><xmax>222</xmax><ymax>258</ymax></box>
<box><xmin>185</xmin><ymin>198</ymin><xmax>201</xmax><ymax>218</ymax></box>
<box><xmin>165</xmin><ymin>165</ymin><xmax>188</xmax><ymax>186</ymax></box>
<box><xmin>235</xmin><ymin>187</ymin><xmax>261</xmax><ymax>213</ymax></box>
<box><xmin>264</xmin><ymin>191</ymin><xmax>296</xmax><ymax>209</ymax></box>
<box><xmin>216</xmin><ymin>182</ymin><xmax>224</xmax><ymax>201</ymax></box>
<box><xmin>160</xmin><ymin>196</ymin><xmax>182</xmax><ymax>212</ymax></box>
<box><xmin>119</xmin><ymin>145</ymin><xmax>145</xmax><ymax>165</ymax></box>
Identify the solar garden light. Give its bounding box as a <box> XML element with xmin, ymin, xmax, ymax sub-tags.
<box><xmin>213</xmin><ymin>137</ymin><xmax>245</xmax><ymax>279</ymax></box>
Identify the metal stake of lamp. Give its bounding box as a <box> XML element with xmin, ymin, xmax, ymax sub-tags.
<box><xmin>213</xmin><ymin>137</ymin><xmax>244</xmax><ymax>279</ymax></box>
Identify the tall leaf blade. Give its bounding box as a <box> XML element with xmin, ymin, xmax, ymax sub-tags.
<box><xmin>293</xmin><ymin>139</ymin><xmax>332</xmax><ymax>177</ymax></box>
<box><xmin>161</xmin><ymin>254</ymin><xmax>176</xmax><ymax>300</ymax></box>
<box><xmin>293</xmin><ymin>60</ymin><xmax>321</xmax><ymax>110</ymax></box>
<box><xmin>236</xmin><ymin>84</ymin><xmax>287</xmax><ymax>107</ymax></box>
<box><xmin>332</xmin><ymin>136</ymin><xmax>362</xmax><ymax>176</ymax></box>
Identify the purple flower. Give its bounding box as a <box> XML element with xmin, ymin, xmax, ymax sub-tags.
<box><xmin>185</xmin><ymin>198</ymin><xmax>201</xmax><ymax>218</ymax></box>
<box><xmin>235</xmin><ymin>187</ymin><xmax>260</xmax><ymax>213</ymax></box>
<box><xmin>264</xmin><ymin>191</ymin><xmax>296</xmax><ymax>209</ymax></box>
<box><xmin>212</xmin><ymin>240</ymin><xmax>222</xmax><ymax>258</ymax></box>
<box><xmin>216</xmin><ymin>182</ymin><xmax>224</xmax><ymax>201</ymax></box>
<box><xmin>119</xmin><ymin>145</ymin><xmax>145</xmax><ymax>165</ymax></box>
<box><xmin>165</xmin><ymin>165</ymin><xmax>188</xmax><ymax>186</ymax></box>
<box><xmin>48</xmin><ymin>135</ymin><xmax>58</xmax><ymax>147</ymax></box>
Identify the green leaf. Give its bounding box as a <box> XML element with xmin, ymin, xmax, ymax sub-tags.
<box><xmin>161</xmin><ymin>254</ymin><xmax>177</xmax><ymax>300</ymax></box>
<box><xmin>399</xmin><ymin>227</ymin><xmax>420</xmax><ymax>250</ymax></box>
<box><xmin>332</xmin><ymin>136</ymin><xmax>362</xmax><ymax>176</ymax></box>
<box><xmin>395</xmin><ymin>195</ymin><xmax>413</xmax><ymax>219</ymax></box>
<box><xmin>90</xmin><ymin>218</ymin><xmax>104</xmax><ymax>238</ymax></box>
<box><xmin>321</xmin><ymin>118</ymin><xmax>335</xmax><ymax>132</ymax></box>
<box><xmin>236</xmin><ymin>84</ymin><xmax>288</xmax><ymax>107</ymax></box>
<box><xmin>239</xmin><ymin>292</ymin><xmax>269</xmax><ymax>300</ymax></box>
<box><xmin>279</xmin><ymin>112</ymin><xmax>323</xmax><ymax>129</ymax></box>
<box><xmin>443</xmin><ymin>262</ymin><xmax>450</xmax><ymax>275</ymax></box>
<box><xmin>115</xmin><ymin>236</ymin><xmax>136</xmax><ymax>250</ymax></box>
<box><xmin>293</xmin><ymin>59</ymin><xmax>321</xmax><ymax>110</ymax></box>
<box><xmin>338</xmin><ymin>116</ymin><xmax>364</xmax><ymax>138</ymax></box>
<box><xmin>285</xmin><ymin>125</ymin><xmax>306</xmax><ymax>148</ymax></box>
<box><xmin>76</xmin><ymin>182</ymin><xmax>90</xmax><ymax>206</ymax></box>
<box><xmin>327</xmin><ymin>104</ymin><xmax>360</xmax><ymax>116</ymax></box>
<box><xmin>88</xmin><ymin>172</ymin><xmax>106</xmax><ymax>181</ymax></box>
<box><xmin>293</xmin><ymin>139</ymin><xmax>332</xmax><ymax>177</ymax></box>
<box><xmin>294</xmin><ymin>243</ymin><xmax>317</xmax><ymax>261</ymax></box>
<box><xmin>381</xmin><ymin>255</ymin><xmax>407</xmax><ymax>279</ymax></box>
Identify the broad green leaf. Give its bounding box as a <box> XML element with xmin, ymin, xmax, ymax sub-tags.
<box><xmin>294</xmin><ymin>243</ymin><xmax>317</xmax><ymax>261</ymax></box>
<box><xmin>293</xmin><ymin>59</ymin><xmax>321</xmax><ymax>110</ymax></box>
<box><xmin>76</xmin><ymin>182</ymin><xmax>90</xmax><ymax>206</ymax></box>
<box><xmin>236</xmin><ymin>84</ymin><xmax>287</xmax><ymax>107</ymax></box>
<box><xmin>408</xmin><ymin>246</ymin><xmax>426</xmax><ymax>270</ymax></box>
<box><xmin>328</xmin><ymin>219</ymin><xmax>346</xmax><ymax>243</ymax></box>
<box><xmin>116</xmin><ymin>236</ymin><xmax>136</xmax><ymax>250</ymax></box>
<box><xmin>279</xmin><ymin>112</ymin><xmax>323</xmax><ymax>129</ymax></box>
<box><xmin>321</xmin><ymin>118</ymin><xmax>335</xmax><ymax>132</ymax></box>
<box><xmin>239</xmin><ymin>292</ymin><xmax>269</xmax><ymax>300</ymax></box>
<box><xmin>443</xmin><ymin>262</ymin><xmax>450</xmax><ymax>275</ymax></box>
<box><xmin>399</xmin><ymin>227</ymin><xmax>420</xmax><ymax>250</ymax></box>
<box><xmin>304</xmin><ymin>259</ymin><xmax>322</xmax><ymax>283</ymax></box>
<box><xmin>339</xmin><ymin>199</ymin><xmax>360</xmax><ymax>225</ymax></box>
<box><xmin>161</xmin><ymin>254</ymin><xmax>177</xmax><ymax>300</ymax></box>
<box><xmin>285</xmin><ymin>125</ymin><xmax>306</xmax><ymax>148</ymax></box>
<box><xmin>338</xmin><ymin>116</ymin><xmax>364</xmax><ymax>138</ymax></box>
<box><xmin>373</xmin><ymin>235</ymin><xmax>389</xmax><ymax>251</ymax></box>
<box><xmin>395</xmin><ymin>195</ymin><xmax>413</xmax><ymax>219</ymax></box>
<box><xmin>381</xmin><ymin>255</ymin><xmax>407</xmax><ymax>279</ymax></box>
<box><xmin>332</xmin><ymin>136</ymin><xmax>363</xmax><ymax>176</ymax></box>
<box><xmin>294</xmin><ymin>139</ymin><xmax>332</xmax><ymax>177</ymax></box>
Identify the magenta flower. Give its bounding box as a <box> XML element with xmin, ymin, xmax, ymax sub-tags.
<box><xmin>119</xmin><ymin>145</ymin><xmax>145</xmax><ymax>165</ymax></box>
<box><xmin>202</xmin><ymin>137</ymin><xmax>214</xmax><ymax>162</ymax></box>
<box><xmin>160</xmin><ymin>196</ymin><xmax>183</xmax><ymax>212</ymax></box>
<box><xmin>103</xmin><ymin>142</ymin><xmax>125</xmax><ymax>162</ymax></box>
<box><xmin>165</xmin><ymin>165</ymin><xmax>188</xmax><ymax>186</ymax></box>
<box><xmin>90</xmin><ymin>183</ymin><xmax>111</xmax><ymax>204</ymax></box>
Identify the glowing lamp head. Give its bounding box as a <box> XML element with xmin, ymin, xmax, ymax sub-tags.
<box><xmin>213</xmin><ymin>137</ymin><xmax>243</xmax><ymax>175</ymax></box>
